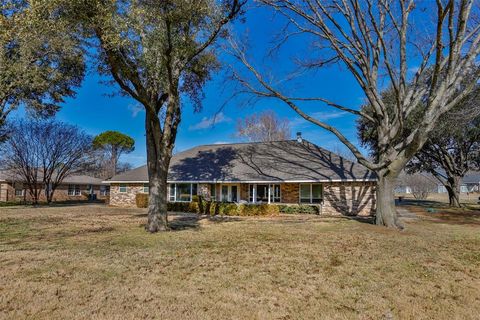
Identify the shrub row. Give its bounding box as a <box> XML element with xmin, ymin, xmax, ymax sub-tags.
<box><xmin>277</xmin><ymin>204</ymin><xmax>320</xmax><ymax>215</ymax></box>
<box><xmin>135</xmin><ymin>194</ymin><xmax>280</xmax><ymax>216</ymax></box>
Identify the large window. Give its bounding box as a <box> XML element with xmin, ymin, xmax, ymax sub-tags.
<box><xmin>177</xmin><ymin>183</ymin><xmax>192</xmax><ymax>202</ymax></box>
<box><xmin>119</xmin><ymin>184</ymin><xmax>127</xmax><ymax>193</ymax></box>
<box><xmin>300</xmin><ymin>184</ymin><xmax>323</xmax><ymax>203</ymax></box>
<box><xmin>220</xmin><ymin>185</ymin><xmax>239</xmax><ymax>202</ymax></box>
<box><xmin>68</xmin><ymin>185</ymin><xmax>81</xmax><ymax>196</ymax></box>
<box><xmin>168</xmin><ymin>183</ymin><xmax>198</xmax><ymax>202</ymax></box>
<box><xmin>249</xmin><ymin>184</ymin><xmax>281</xmax><ymax>203</ymax></box>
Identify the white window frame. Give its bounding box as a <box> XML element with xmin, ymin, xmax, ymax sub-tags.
<box><xmin>249</xmin><ymin>184</ymin><xmax>281</xmax><ymax>203</ymax></box>
<box><xmin>15</xmin><ymin>189</ymin><xmax>24</xmax><ymax>197</ymax></box>
<box><xmin>119</xmin><ymin>184</ymin><xmax>127</xmax><ymax>193</ymax></box>
<box><xmin>220</xmin><ymin>184</ymin><xmax>239</xmax><ymax>203</ymax></box>
<box><xmin>299</xmin><ymin>183</ymin><xmax>323</xmax><ymax>204</ymax></box>
<box><xmin>168</xmin><ymin>183</ymin><xmax>197</xmax><ymax>202</ymax></box>
<box><xmin>143</xmin><ymin>183</ymin><xmax>149</xmax><ymax>194</ymax></box>
<box><xmin>68</xmin><ymin>185</ymin><xmax>81</xmax><ymax>196</ymax></box>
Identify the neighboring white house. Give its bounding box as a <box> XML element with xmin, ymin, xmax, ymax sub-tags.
<box><xmin>396</xmin><ymin>172</ymin><xmax>480</xmax><ymax>194</ymax></box>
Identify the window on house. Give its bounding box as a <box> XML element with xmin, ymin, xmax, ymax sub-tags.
<box><xmin>119</xmin><ymin>184</ymin><xmax>127</xmax><ymax>193</ymax></box>
<box><xmin>100</xmin><ymin>185</ymin><xmax>110</xmax><ymax>196</ymax></box>
<box><xmin>176</xmin><ymin>184</ymin><xmax>191</xmax><ymax>202</ymax></box>
<box><xmin>210</xmin><ymin>184</ymin><xmax>216</xmax><ymax>200</ymax></box>
<box><xmin>143</xmin><ymin>183</ymin><xmax>149</xmax><ymax>193</ymax></box>
<box><xmin>15</xmin><ymin>189</ymin><xmax>24</xmax><ymax>197</ymax></box>
<box><xmin>271</xmin><ymin>185</ymin><xmax>281</xmax><ymax>202</ymax></box>
<box><xmin>68</xmin><ymin>185</ymin><xmax>81</xmax><ymax>196</ymax></box>
<box><xmin>300</xmin><ymin>184</ymin><xmax>323</xmax><ymax>203</ymax></box>
<box><xmin>169</xmin><ymin>184</ymin><xmax>176</xmax><ymax>202</ymax></box>
<box><xmin>249</xmin><ymin>184</ymin><xmax>281</xmax><ymax>203</ymax></box>
<box><xmin>221</xmin><ymin>186</ymin><xmax>229</xmax><ymax>202</ymax></box>
<box><xmin>192</xmin><ymin>184</ymin><xmax>198</xmax><ymax>196</ymax></box>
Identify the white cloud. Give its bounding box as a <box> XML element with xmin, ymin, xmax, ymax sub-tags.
<box><xmin>128</xmin><ymin>104</ymin><xmax>143</xmax><ymax>118</ymax></box>
<box><xmin>213</xmin><ymin>141</ymin><xmax>230</xmax><ymax>145</ymax></box>
<box><xmin>189</xmin><ymin>112</ymin><xmax>232</xmax><ymax>131</ymax></box>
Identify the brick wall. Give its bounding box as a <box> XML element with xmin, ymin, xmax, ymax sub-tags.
<box><xmin>281</xmin><ymin>183</ymin><xmax>299</xmax><ymax>203</ymax></box>
<box><xmin>322</xmin><ymin>182</ymin><xmax>376</xmax><ymax>216</ymax></box>
<box><xmin>110</xmin><ymin>183</ymin><xmax>145</xmax><ymax>208</ymax></box>
<box><xmin>108</xmin><ymin>181</ymin><xmax>376</xmax><ymax>216</ymax></box>
<box><xmin>0</xmin><ymin>182</ymin><xmax>106</xmax><ymax>203</ymax></box>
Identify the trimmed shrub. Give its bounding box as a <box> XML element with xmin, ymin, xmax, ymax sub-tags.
<box><xmin>136</xmin><ymin>195</ymin><xmax>282</xmax><ymax>216</ymax></box>
<box><xmin>237</xmin><ymin>203</ymin><xmax>280</xmax><ymax>216</ymax></box>
<box><xmin>278</xmin><ymin>204</ymin><xmax>320</xmax><ymax>215</ymax></box>
<box><xmin>167</xmin><ymin>201</ymin><xmax>199</xmax><ymax>213</ymax></box>
<box><xmin>136</xmin><ymin>193</ymin><xmax>149</xmax><ymax>208</ymax></box>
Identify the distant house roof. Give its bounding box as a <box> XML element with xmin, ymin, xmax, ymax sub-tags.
<box><xmin>462</xmin><ymin>172</ymin><xmax>480</xmax><ymax>184</ymax></box>
<box><xmin>0</xmin><ymin>170</ymin><xmax>103</xmax><ymax>185</ymax></box>
<box><xmin>108</xmin><ymin>140</ymin><xmax>376</xmax><ymax>183</ymax></box>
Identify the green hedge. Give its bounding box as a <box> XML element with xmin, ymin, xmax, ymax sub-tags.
<box><xmin>135</xmin><ymin>194</ymin><xmax>279</xmax><ymax>216</ymax></box>
<box><xmin>277</xmin><ymin>204</ymin><xmax>320</xmax><ymax>215</ymax></box>
<box><xmin>136</xmin><ymin>194</ymin><xmax>320</xmax><ymax>215</ymax></box>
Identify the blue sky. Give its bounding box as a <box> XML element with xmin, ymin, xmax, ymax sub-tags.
<box><xmin>16</xmin><ymin>5</ymin><xmax>368</xmax><ymax>167</ymax></box>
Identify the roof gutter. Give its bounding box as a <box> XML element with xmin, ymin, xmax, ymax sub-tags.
<box><xmin>105</xmin><ymin>179</ymin><xmax>378</xmax><ymax>184</ymax></box>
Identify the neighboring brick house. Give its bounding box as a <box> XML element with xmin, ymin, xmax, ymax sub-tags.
<box><xmin>107</xmin><ymin>137</ymin><xmax>377</xmax><ymax>216</ymax></box>
<box><xmin>0</xmin><ymin>172</ymin><xmax>109</xmax><ymax>203</ymax></box>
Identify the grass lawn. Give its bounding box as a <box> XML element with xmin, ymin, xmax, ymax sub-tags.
<box><xmin>0</xmin><ymin>205</ymin><xmax>479</xmax><ymax>319</ymax></box>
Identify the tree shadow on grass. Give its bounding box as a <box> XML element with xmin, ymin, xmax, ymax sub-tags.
<box><xmin>398</xmin><ymin>199</ymin><xmax>480</xmax><ymax>226</ymax></box>
<box><xmin>167</xmin><ymin>214</ymin><xmax>243</xmax><ymax>231</ymax></box>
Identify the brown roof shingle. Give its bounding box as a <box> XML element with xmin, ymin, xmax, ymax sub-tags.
<box><xmin>108</xmin><ymin>140</ymin><xmax>376</xmax><ymax>183</ymax></box>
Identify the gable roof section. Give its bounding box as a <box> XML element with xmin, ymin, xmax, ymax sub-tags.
<box><xmin>108</xmin><ymin>140</ymin><xmax>376</xmax><ymax>183</ymax></box>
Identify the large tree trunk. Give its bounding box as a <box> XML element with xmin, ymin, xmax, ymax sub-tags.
<box><xmin>375</xmin><ymin>170</ymin><xmax>403</xmax><ymax>229</ymax></box>
<box><xmin>445</xmin><ymin>176</ymin><xmax>462</xmax><ymax>208</ymax></box>
<box><xmin>144</xmin><ymin>110</ymin><xmax>173</xmax><ymax>232</ymax></box>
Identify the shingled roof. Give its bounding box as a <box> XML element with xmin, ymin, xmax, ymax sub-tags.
<box><xmin>0</xmin><ymin>170</ymin><xmax>103</xmax><ymax>185</ymax></box>
<box><xmin>108</xmin><ymin>140</ymin><xmax>376</xmax><ymax>183</ymax></box>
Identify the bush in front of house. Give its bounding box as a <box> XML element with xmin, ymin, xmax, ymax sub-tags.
<box><xmin>136</xmin><ymin>194</ymin><xmax>199</xmax><ymax>212</ymax></box>
<box><xmin>168</xmin><ymin>201</ymin><xmax>199</xmax><ymax>213</ymax></box>
<box><xmin>277</xmin><ymin>204</ymin><xmax>320</xmax><ymax>215</ymax></box>
<box><xmin>136</xmin><ymin>193</ymin><xmax>149</xmax><ymax>208</ymax></box>
<box><xmin>136</xmin><ymin>193</ymin><xmax>286</xmax><ymax>216</ymax></box>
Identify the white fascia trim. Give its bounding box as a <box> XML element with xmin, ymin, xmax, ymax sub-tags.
<box><xmin>105</xmin><ymin>179</ymin><xmax>377</xmax><ymax>184</ymax></box>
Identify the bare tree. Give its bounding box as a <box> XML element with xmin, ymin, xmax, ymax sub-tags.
<box><xmin>230</xmin><ymin>0</ymin><xmax>480</xmax><ymax>228</ymax></box>
<box><xmin>2</xmin><ymin>119</ymin><xmax>92</xmax><ymax>204</ymax></box>
<box><xmin>360</xmin><ymin>78</ymin><xmax>480</xmax><ymax>207</ymax></box>
<box><xmin>39</xmin><ymin>122</ymin><xmax>92</xmax><ymax>203</ymax></box>
<box><xmin>236</xmin><ymin>110</ymin><xmax>291</xmax><ymax>142</ymax></box>
<box><xmin>1</xmin><ymin>121</ymin><xmax>44</xmax><ymax>203</ymax></box>
<box><xmin>403</xmin><ymin>173</ymin><xmax>437</xmax><ymax>200</ymax></box>
<box><xmin>407</xmin><ymin>85</ymin><xmax>480</xmax><ymax>207</ymax></box>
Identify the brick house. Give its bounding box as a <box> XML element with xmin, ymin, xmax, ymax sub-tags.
<box><xmin>0</xmin><ymin>172</ymin><xmax>109</xmax><ymax>203</ymax></box>
<box><xmin>107</xmin><ymin>138</ymin><xmax>377</xmax><ymax>216</ymax></box>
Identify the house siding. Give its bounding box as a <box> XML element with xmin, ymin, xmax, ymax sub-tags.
<box><xmin>0</xmin><ymin>182</ymin><xmax>106</xmax><ymax>203</ymax></box>
<box><xmin>110</xmin><ymin>183</ymin><xmax>145</xmax><ymax>208</ymax></box>
<box><xmin>322</xmin><ymin>182</ymin><xmax>376</xmax><ymax>216</ymax></box>
<box><xmin>110</xmin><ymin>181</ymin><xmax>376</xmax><ymax>216</ymax></box>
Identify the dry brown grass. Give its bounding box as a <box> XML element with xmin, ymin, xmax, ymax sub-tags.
<box><xmin>1</xmin><ymin>204</ymin><xmax>479</xmax><ymax>320</ymax></box>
